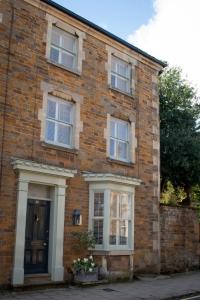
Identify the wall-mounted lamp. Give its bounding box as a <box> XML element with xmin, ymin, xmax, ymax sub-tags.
<box><xmin>72</xmin><ymin>209</ymin><xmax>82</xmax><ymax>226</ymax></box>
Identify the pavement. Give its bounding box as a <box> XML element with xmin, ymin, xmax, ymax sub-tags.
<box><xmin>1</xmin><ymin>271</ymin><xmax>200</xmax><ymax>300</ymax></box>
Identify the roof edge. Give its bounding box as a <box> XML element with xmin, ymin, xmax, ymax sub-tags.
<box><xmin>41</xmin><ymin>0</ymin><xmax>167</xmax><ymax>68</ymax></box>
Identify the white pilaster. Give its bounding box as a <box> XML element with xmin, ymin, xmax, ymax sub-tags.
<box><xmin>50</xmin><ymin>185</ymin><xmax>66</xmax><ymax>281</ymax></box>
<box><xmin>12</xmin><ymin>180</ymin><xmax>28</xmax><ymax>286</ymax></box>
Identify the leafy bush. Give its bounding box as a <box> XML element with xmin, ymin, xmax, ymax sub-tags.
<box><xmin>71</xmin><ymin>231</ymin><xmax>96</xmax><ymax>252</ymax></box>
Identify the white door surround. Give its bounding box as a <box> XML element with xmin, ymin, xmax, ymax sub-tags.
<box><xmin>11</xmin><ymin>158</ymin><xmax>76</xmax><ymax>286</ymax></box>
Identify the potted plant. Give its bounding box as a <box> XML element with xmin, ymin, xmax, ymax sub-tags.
<box><xmin>73</xmin><ymin>255</ymin><xmax>98</xmax><ymax>283</ymax></box>
<box><xmin>71</xmin><ymin>231</ymin><xmax>98</xmax><ymax>283</ymax></box>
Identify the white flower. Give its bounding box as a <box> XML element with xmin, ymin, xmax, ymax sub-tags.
<box><xmin>73</xmin><ymin>259</ymin><xmax>76</xmax><ymax>263</ymax></box>
<box><xmin>89</xmin><ymin>255</ymin><xmax>93</xmax><ymax>260</ymax></box>
<box><xmin>89</xmin><ymin>268</ymin><xmax>93</xmax><ymax>272</ymax></box>
<box><xmin>91</xmin><ymin>262</ymin><xmax>95</xmax><ymax>267</ymax></box>
<box><xmin>84</xmin><ymin>258</ymin><xmax>88</xmax><ymax>262</ymax></box>
<box><xmin>77</xmin><ymin>258</ymin><xmax>80</xmax><ymax>262</ymax></box>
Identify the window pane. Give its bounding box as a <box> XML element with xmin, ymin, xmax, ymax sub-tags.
<box><xmin>109</xmin><ymin>220</ymin><xmax>117</xmax><ymax>245</ymax></box>
<box><xmin>46</xmin><ymin>120</ymin><xmax>55</xmax><ymax>141</ymax></box>
<box><xmin>117</xmin><ymin>122</ymin><xmax>128</xmax><ymax>141</ymax></box>
<box><xmin>110</xmin><ymin>138</ymin><xmax>115</xmax><ymax>157</ymax></box>
<box><xmin>119</xmin><ymin>220</ymin><xmax>128</xmax><ymax>245</ymax></box>
<box><xmin>111</xmin><ymin>74</ymin><xmax>116</xmax><ymax>88</ymax></box>
<box><xmin>120</xmin><ymin>194</ymin><xmax>130</xmax><ymax>219</ymax></box>
<box><xmin>61</xmin><ymin>52</ymin><xmax>75</xmax><ymax>69</ymax></box>
<box><xmin>117</xmin><ymin>62</ymin><xmax>129</xmax><ymax>78</ymax></box>
<box><xmin>57</xmin><ymin>123</ymin><xmax>71</xmax><ymax>145</ymax></box>
<box><xmin>110</xmin><ymin>120</ymin><xmax>116</xmax><ymax>137</ymax></box>
<box><xmin>94</xmin><ymin>192</ymin><xmax>104</xmax><ymax>217</ymax></box>
<box><xmin>51</xmin><ymin>29</ymin><xmax>60</xmax><ymax>46</ymax></box>
<box><xmin>50</xmin><ymin>47</ymin><xmax>59</xmax><ymax>63</ymax></box>
<box><xmin>93</xmin><ymin>219</ymin><xmax>103</xmax><ymax>245</ymax></box>
<box><xmin>58</xmin><ymin>102</ymin><xmax>72</xmax><ymax>123</ymax></box>
<box><xmin>62</xmin><ymin>34</ymin><xmax>76</xmax><ymax>53</ymax></box>
<box><xmin>47</xmin><ymin>99</ymin><xmax>56</xmax><ymax>119</ymax></box>
<box><xmin>116</xmin><ymin>77</ymin><xmax>129</xmax><ymax>93</ymax></box>
<box><xmin>111</xmin><ymin>58</ymin><xmax>116</xmax><ymax>72</ymax></box>
<box><xmin>110</xmin><ymin>192</ymin><xmax>118</xmax><ymax>218</ymax></box>
<box><xmin>118</xmin><ymin>141</ymin><xmax>128</xmax><ymax>160</ymax></box>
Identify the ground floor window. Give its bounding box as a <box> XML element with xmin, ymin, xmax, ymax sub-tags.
<box><xmin>87</xmin><ymin>179</ymin><xmax>135</xmax><ymax>251</ymax></box>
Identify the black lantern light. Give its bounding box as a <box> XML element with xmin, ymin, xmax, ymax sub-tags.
<box><xmin>72</xmin><ymin>209</ymin><xmax>82</xmax><ymax>226</ymax></box>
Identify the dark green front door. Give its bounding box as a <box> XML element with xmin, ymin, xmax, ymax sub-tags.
<box><xmin>24</xmin><ymin>199</ymin><xmax>50</xmax><ymax>274</ymax></box>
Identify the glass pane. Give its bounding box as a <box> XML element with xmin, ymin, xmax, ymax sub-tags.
<box><xmin>118</xmin><ymin>141</ymin><xmax>128</xmax><ymax>160</ymax></box>
<box><xmin>116</xmin><ymin>76</ymin><xmax>129</xmax><ymax>93</ymax></box>
<box><xmin>94</xmin><ymin>192</ymin><xmax>104</xmax><ymax>217</ymax></box>
<box><xmin>119</xmin><ymin>220</ymin><xmax>128</xmax><ymax>245</ymax></box>
<box><xmin>58</xmin><ymin>102</ymin><xmax>72</xmax><ymax>123</ymax></box>
<box><xmin>111</xmin><ymin>58</ymin><xmax>116</xmax><ymax>72</ymax></box>
<box><xmin>110</xmin><ymin>120</ymin><xmax>116</xmax><ymax>137</ymax></box>
<box><xmin>51</xmin><ymin>29</ymin><xmax>60</xmax><ymax>46</ymax></box>
<box><xmin>47</xmin><ymin>99</ymin><xmax>56</xmax><ymax>119</ymax></box>
<box><xmin>117</xmin><ymin>122</ymin><xmax>128</xmax><ymax>141</ymax></box>
<box><xmin>46</xmin><ymin>120</ymin><xmax>55</xmax><ymax>141</ymax></box>
<box><xmin>50</xmin><ymin>47</ymin><xmax>59</xmax><ymax>63</ymax></box>
<box><xmin>117</xmin><ymin>61</ymin><xmax>129</xmax><ymax>78</ymax></box>
<box><xmin>110</xmin><ymin>192</ymin><xmax>118</xmax><ymax>218</ymax></box>
<box><xmin>57</xmin><ymin>123</ymin><xmax>71</xmax><ymax>145</ymax></box>
<box><xmin>93</xmin><ymin>219</ymin><xmax>103</xmax><ymax>245</ymax></box>
<box><xmin>61</xmin><ymin>52</ymin><xmax>75</xmax><ymax>69</ymax></box>
<box><xmin>62</xmin><ymin>34</ymin><xmax>76</xmax><ymax>53</ymax></box>
<box><xmin>109</xmin><ymin>220</ymin><xmax>117</xmax><ymax>245</ymax></box>
<box><xmin>110</xmin><ymin>138</ymin><xmax>115</xmax><ymax>157</ymax></box>
<box><xmin>111</xmin><ymin>74</ymin><xmax>116</xmax><ymax>88</ymax></box>
<box><xmin>119</xmin><ymin>194</ymin><xmax>129</xmax><ymax>219</ymax></box>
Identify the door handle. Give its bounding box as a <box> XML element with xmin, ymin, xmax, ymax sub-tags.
<box><xmin>43</xmin><ymin>242</ymin><xmax>47</xmax><ymax>246</ymax></box>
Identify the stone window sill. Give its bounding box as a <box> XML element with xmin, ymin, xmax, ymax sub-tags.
<box><xmin>109</xmin><ymin>86</ymin><xmax>134</xmax><ymax>99</ymax></box>
<box><xmin>41</xmin><ymin>142</ymin><xmax>78</xmax><ymax>155</ymax></box>
<box><xmin>47</xmin><ymin>59</ymin><xmax>81</xmax><ymax>76</ymax></box>
<box><xmin>107</xmin><ymin>158</ymin><xmax>134</xmax><ymax>167</ymax></box>
<box><xmin>91</xmin><ymin>250</ymin><xmax>134</xmax><ymax>256</ymax></box>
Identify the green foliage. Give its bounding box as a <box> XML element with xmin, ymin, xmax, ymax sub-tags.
<box><xmin>71</xmin><ymin>231</ymin><xmax>96</xmax><ymax>252</ymax></box>
<box><xmin>161</xmin><ymin>181</ymin><xmax>186</xmax><ymax>205</ymax></box>
<box><xmin>191</xmin><ymin>185</ymin><xmax>200</xmax><ymax>218</ymax></box>
<box><xmin>159</xmin><ymin>67</ymin><xmax>200</xmax><ymax>204</ymax></box>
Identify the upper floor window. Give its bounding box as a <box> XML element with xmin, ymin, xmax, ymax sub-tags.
<box><xmin>45</xmin><ymin>96</ymin><xmax>74</xmax><ymax>148</ymax></box>
<box><xmin>110</xmin><ymin>118</ymin><xmax>129</xmax><ymax>162</ymax></box>
<box><xmin>111</xmin><ymin>56</ymin><xmax>131</xmax><ymax>94</ymax></box>
<box><xmin>50</xmin><ymin>26</ymin><xmax>78</xmax><ymax>71</ymax></box>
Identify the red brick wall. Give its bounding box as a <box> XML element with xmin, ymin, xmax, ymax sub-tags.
<box><xmin>0</xmin><ymin>0</ymin><xmax>161</xmax><ymax>285</ymax></box>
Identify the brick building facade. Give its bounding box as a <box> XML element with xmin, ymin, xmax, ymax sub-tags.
<box><xmin>0</xmin><ymin>0</ymin><xmax>165</xmax><ymax>286</ymax></box>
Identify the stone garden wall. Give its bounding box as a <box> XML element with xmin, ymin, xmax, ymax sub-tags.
<box><xmin>160</xmin><ymin>204</ymin><xmax>200</xmax><ymax>273</ymax></box>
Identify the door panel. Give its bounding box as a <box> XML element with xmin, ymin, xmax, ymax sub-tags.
<box><xmin>24</xmin><ymin>199</ymin><xmax>50</xmax><ymax>274</ymax></box>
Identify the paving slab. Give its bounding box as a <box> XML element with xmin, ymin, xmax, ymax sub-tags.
<box><xmin>1</xmin><ymin>271</ymin><xmax>200</xmax><ymax>300</ymax></box>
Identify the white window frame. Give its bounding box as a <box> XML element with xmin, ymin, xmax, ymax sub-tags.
<box><xmin>110</xmin><ymin>117</ymin><xmax>130</xmax><ymax>162</ymax></box>
<box><xmin>106</xmin><ymin>45</ymin><xmax>137</xmax><ymax>96</ymax></box>
<box><xmin>45</xmin><ymin>95</ymin><xmax>74</xmax><ymax>149</ymax></box>
<box><xmin>50</xmin><ymin>26</ymin><xmax>78</xmax><ymax>71</ymax></box>
<box><xmin>88</xmin><ymin>182</ymin><xmax>135</xmax><ymax>252</ymax></box>
<box><xmin>111</xmin><ymin>56</ymin><xmax>132</xmax><ymax>94</ymax></box>
<box><xmin>46</xmin><ymin>14</ymin><xmax>85</xmax><ymax>75</ymax></box>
